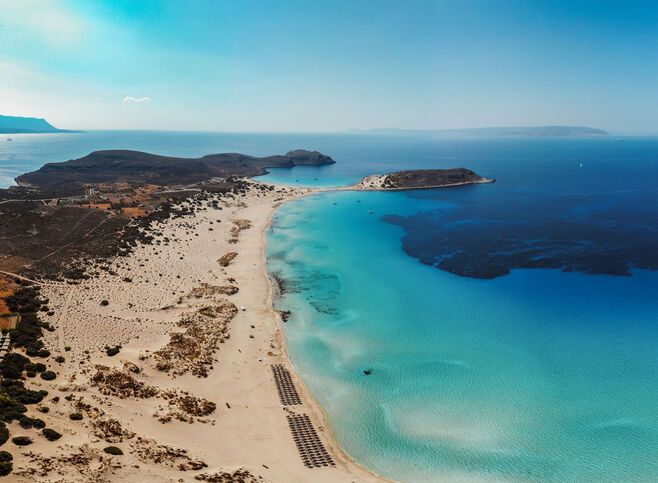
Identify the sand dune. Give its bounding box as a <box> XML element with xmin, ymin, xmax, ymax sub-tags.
<box><xmin>11</xmin><ymin>181</ymin><xmax>383</xmax><ymax>482</ymax></box>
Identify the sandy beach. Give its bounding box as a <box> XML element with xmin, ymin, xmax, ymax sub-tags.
<box><xmin>9</xmin><ymin>180</ymin><xmax>385</xmax><ymax>482</ymax></box>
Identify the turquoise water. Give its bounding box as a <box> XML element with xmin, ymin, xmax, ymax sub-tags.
<box><xmin>3</xmin><ymin>132</ymin><xmax>657</xmax><ymax>481</ymax></box>
<box><xmin>268</xmin><ymin>191</ymin><xmax>658</xmax><ymax>482</ymax></box>
<box><xmin>266</xmin><ymin>137</ymin><xmax>658</xmax><ymax>481</ymax></box>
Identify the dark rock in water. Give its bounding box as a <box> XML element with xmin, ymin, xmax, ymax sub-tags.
<box><xmin>271</xmin><ymin>273</ymin><xmax>292</xmax><ymax>294</ymax></box>
<box><xmin>383</xmin><ymin>187</ymin><xmax>658</xmax><ymax>279</ymax></box>
<box><xmin>363</xmin><ymin>369</ymin><xmax>372</xmax><ymax>376</ymax></box>
<box><xmin>280</xmin><ymin>310</ymin><xmax>291</xmax><ymax>322</ymax></box>
<box><xmin>271</xmin><ymin>273</ymin><xmax>283</xmax><ymax>292</ymax></box>
<box><xmin>309</xmin><ymin>300</ymin><xmax>339</xmax><ymax>316</ymax></box>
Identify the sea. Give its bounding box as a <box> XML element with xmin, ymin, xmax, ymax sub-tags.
<box><xmin>2</xmin><ymin>131</ymin><xmax>658</xmax><ymax>481</ymax></box>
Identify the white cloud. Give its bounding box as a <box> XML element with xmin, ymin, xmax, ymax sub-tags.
<box><xmin>0</xmin><ymin>60</ymin><xmax>145</xmax><ymax>129</ymax></box>
<box><xmin>122</xmin><ymin>96</ymin><xmax>152</xmax><ymax>106</ymax></box>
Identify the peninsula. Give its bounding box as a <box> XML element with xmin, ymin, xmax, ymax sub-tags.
<box><xmin>0</xmin><ymin>149</ymin><xmax>490</xmax><ymax>481</ymax></box>
<box><xmin>0</xmin><ymin>115</ymin><xmax>73</xmax><ymax>134</ymax></box>
<box><xmin>15</xmin><ymin>149</ymin><xmax>334</xmax><ymax>196</ymax></box>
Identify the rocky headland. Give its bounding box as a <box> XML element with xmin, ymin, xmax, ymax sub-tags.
<box><xmin>0</xmin><ymin>115</ymin><xmax>73</xmax><ymax>134</ymax></box>
<box><xmin>14</xmin><ymin>149</ymin><xmax>334</xmax><ymax>197</ymax></box>
<box><xmin>353</xmin><ymin>168</ymin><xmax>494</xmax><ymax>190</ymax></box>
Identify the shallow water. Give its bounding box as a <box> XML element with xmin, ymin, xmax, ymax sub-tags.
<box><xmin>266</xmin><ymin>136</ymin><xmax>658</xmax><ymax>482</ymax></box>
<box><xmin>269</xmin><ymin>190</ymin><xmax>658</xmax><ymax>482</ymax></box>
<box><xmin>4</xmin><ymin>132</ymin><xmax>657</xmax><ymax>481</ymax></box>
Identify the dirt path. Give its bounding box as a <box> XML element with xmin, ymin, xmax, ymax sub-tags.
<box><xmin>55</xmin><ymin>287</ymin><xmax>75</xmax><ymax>353</ymax></box>
<box><xmin>0</xmin><ymin>271</ymin><xmax>69</xmax><ymax>286</ymax></box>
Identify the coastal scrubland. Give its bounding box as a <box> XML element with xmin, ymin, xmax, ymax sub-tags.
<box><xmin>0</xmin><ymin>149</ymin><xmax>387</xmax><ymax>482</ymax></box>
<box><xmin>0</xmin><ymin>148</ymin><xmax>490</xmax><ymax>481</ymax></box>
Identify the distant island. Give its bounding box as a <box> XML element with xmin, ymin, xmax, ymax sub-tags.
<box><xmin>347</xmin><ymin>125</ymin><xmax>609</xmax><ymax>137</ymax></box>
<box><xmin>0</xmin><ymin>114</ymin><xmax>74</xmax><ymax>134</ymax></box>
<box><xmin>354</xmin><ymin>168</ymin><xmax>494</xmax><ymax>190</ymax></box>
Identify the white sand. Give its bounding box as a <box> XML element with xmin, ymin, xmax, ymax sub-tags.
<box><xmin>11</xmin><ymin>181</ymin><xmax>385</xmax><ymax>482</ymax></box>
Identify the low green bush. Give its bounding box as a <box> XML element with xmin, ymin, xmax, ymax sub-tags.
<box><xmin>105</xmin><ymin>345</ymin><xmax>121</xmax><ymax>357</ymax></box>
<box><xmin>0</xmin><ymin>353</ymin><xmax>29</xmax><ymax>376</ymax></box>
<box><xmin>42</xmin><ymin>428</ymin><xmax>61</xmax><ymax>441</ymax></box>
<box><xmin>11</xmin><ymin>436</ymin><xmax>32</xmax><ymax>446</ymax></box>
<box><xmin>40</xmin><ymin>371</ymin><xmax>56</xmax><ymax>381</ymax></box>
<box><xmin>0</xmin><ymin>394</ymin><xmax>28</xmax><ymax>423</ymax></box>
<box><xmin>32</xmin><ymin>418</ymin><xmax>46</xmax><ymax>429</ymax></box>
<box><xmin>0</xmin><ymin>367</ymin><xmax>21</xmax><ymax>379</ymax></box>
<box><xmin>2</xmin><ymin>384</ymin><xmax>44</xmax><ymax>404</ymax></box>
<box><xmin>25</xmin><ymin>363</ymin><xmax>46</xmax><ymax>373</ymax></box>
<box><xmin>103</xmin><ymin>446</ymin><xmax>123</xmax><ymax>455</ymax></box>
<box><xmin>18</xmin><ymin>417</ymin><xmax>33</xmax><ymax>429</ymax></box>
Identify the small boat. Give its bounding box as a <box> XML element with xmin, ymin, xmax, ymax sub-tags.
<box><xmin>368</xmin><ymin>210</ymin><xmax>374</xmax><ymax>214</ymax></box>
<box><xmin>6</xmin><ymin>138</ymin><xmax>12</xmax><ymax>142</ymax></box>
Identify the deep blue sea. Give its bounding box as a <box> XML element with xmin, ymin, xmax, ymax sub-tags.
<box><xmin>3</xmin><ymin>132</ymin><xmax>658</xmax><ymax>481</ymax></box>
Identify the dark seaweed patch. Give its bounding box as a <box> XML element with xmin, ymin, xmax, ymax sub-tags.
<box><xmin>383</xmin><ymin>190</ymin><xmax>658</xmax><ymax>279</ymax></box>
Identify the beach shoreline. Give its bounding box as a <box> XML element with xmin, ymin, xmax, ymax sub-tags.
<box><xmin>7</xmin><ymin>179</ymin><xmax>385</xmax><ymax>482</ymax></box>
<box><xmin>260</xmin><ymin>192</ymin><xmax>389</xmax><ymax>483</ymax></box>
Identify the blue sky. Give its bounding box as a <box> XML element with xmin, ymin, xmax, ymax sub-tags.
<box><xmin>0</xmin><ymin>0</ymin><xmax>657</xmax><ymax>132</ymax></box>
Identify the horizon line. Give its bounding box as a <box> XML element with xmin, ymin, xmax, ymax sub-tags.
<box><xmin>11</xmin><ymin>127</ymin><xmax>658</xmax><ymax>137</ymax></box>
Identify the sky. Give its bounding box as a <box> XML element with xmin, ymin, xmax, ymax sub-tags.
<box><xmin>0</xmin><ymin>0</ymin><xmax>657</xmax><ymax>133</ymax></box>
